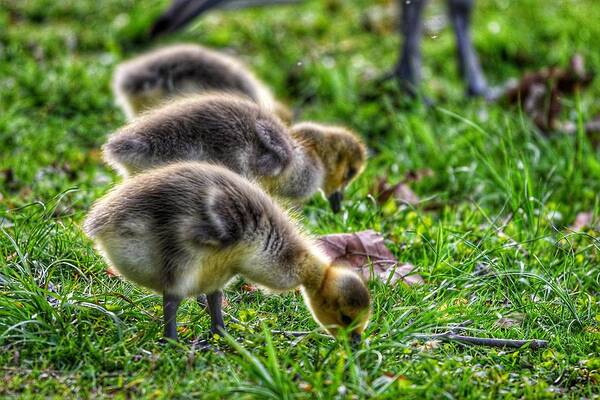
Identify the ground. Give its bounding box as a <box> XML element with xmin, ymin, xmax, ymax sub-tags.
<box><xmin>1</xmin><ymin>0</ymin><xmax>599</xmax><ymax>398</ymax></box>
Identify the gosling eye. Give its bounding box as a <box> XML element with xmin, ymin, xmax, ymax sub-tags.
<box><xmin>345</xmin><ymin>167</ymin><xmax>357</xmax><ymax>182</ymax></box>
<box><xmin>340</xmin><ymin>314</ymin><xmax>353</xmax><ymax>325</ymax></box>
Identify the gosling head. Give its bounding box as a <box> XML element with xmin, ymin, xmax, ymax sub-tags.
<box><xmin>291</xmin><ymin>122</ymin><xmax>367</xmax><ymax>213</ymax></box>
<box><xmin>303</xmin><ymin>266</ymin><xmax>371</xmax><ymax>343</ymax></box>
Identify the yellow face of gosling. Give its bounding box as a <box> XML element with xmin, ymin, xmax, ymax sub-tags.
<box><xmin>305</xmin><ymin>267</ymin><xmax>371</xmax><ymax>342</ymax></box>
<box><xmin>320</xmin><ymin>132</ymin><xmax>367</xmax><ymax>213</ymax></box>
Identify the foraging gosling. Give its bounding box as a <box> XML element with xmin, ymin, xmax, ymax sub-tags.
<box><xmin>83</xmin><ymin>162</ymin><xmax>371</xmax><ymax>341</ymax></box>
<box><xmin>103</xmin><ymin>95</ymin><xmax>367</xmax><ymax>212</ymax></box>
<box><xmin>285</xmin><ymin>122</ymin><xmax>367</xmax><ymax>212</ymax></box>
<box><xmin>103</xmin><ymin>94</ymin><xmax>293</xmax><ymax>179</ymax></box>
<box><xmin>113</xmin><ymin>44</ymin><xmax>291</xmax><ymax>122</ymax></box>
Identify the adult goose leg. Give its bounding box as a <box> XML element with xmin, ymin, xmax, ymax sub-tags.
<box><xmin>394</xmin><ymin>0</ymin><xmax>429</xmax><ymax>96</ymax></box>
<box><xmin>448</xmin><ymin>0</ymin><xmax>488</xmax><ymax>97</ymax></box>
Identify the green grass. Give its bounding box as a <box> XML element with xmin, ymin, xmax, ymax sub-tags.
<box><xmin>1</xmin><ymin>0</ymin><xmax>599</xmax><ymax>397</ymax></box>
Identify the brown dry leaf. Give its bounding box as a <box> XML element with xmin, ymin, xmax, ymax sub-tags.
<box><xmin>500</xmin><ymin>54</ymin><xmax>594</xmax><ymax>133</ymax></box>
<box><xmin>378</xmin><ymin>179</ymin><xmax>420</xmax><ymax>205</ymax></box>
<box><xmin>569</xmin><ymin>212</ymin><xmax>597</xmax><ymax>232</ymax></box>
<box><xmin>373</xmin><ymin>168</ymin><xmax>432</xmax><ymax>205</ymax></box>
<box><xmin>317</xmin><ymin>230</ymin><xmax>424</xmax><ymax>286</ymax></box>
<box><xmin>503</xmin><ymin>54</ymin><xmax>593</xmax><ymax>103</ymax></box>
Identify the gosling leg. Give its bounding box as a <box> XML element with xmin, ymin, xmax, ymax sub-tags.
<box><xmin>206</xmin><ymin>290</ymin><xmax>225</xmax><ymax>334</ymax></box>
<box><xmin>163</xmin><ymin>293</ymin><xmax>182</xmax><ymax>340</ymax></box>
<box><xmin>196</xmin><ymin>294</ymin><xmax>207</xmax><ymax>309</ymax></box>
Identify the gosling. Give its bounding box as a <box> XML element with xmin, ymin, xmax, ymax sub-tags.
<box><xmin>103</xmin><ymin>96</ymin><xmax>367</xmax><ymax>212</ymax></box>
<box><xmin>284</xmin><ymin>122</ymin><xmax>367</xmax><ymax>212</ymax></box>
<box><xmin>103</xmin><ymin>94</ymin><xmax>294</xmax><ymax>180</ymax></box>
<box><xmin>83</xmin><ymin>162</ymin><xmax>371</xmax><ymax>341</ymax></box>
<box><xmin>113</xmin><ymin>44</ymin><xmax>291</xmax><ymax>122</ymax></box>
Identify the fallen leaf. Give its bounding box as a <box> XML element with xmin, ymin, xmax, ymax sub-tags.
<box><xmin>503</xmin><ymin>54</ymin><xmax>593</xmax><ymax>104</ymax></box>
<box><xmin>372</xmin><ymin>169</ymin><xmax>432</xmax><ymax>206</ymax></box>
<box><xmin>374</xmin><ymin>178</ymin><xmax>419</xmax><ymax>205</ymax></box>
<box><xmin>569</xmin><ymin>212</ymin><xmax>597</xmax><ymax>232</ymax></box>
<box><xmin>500</xmin><ymin>54</ymin><xmax>594</xmax><ymax>133</ymax></box>
<box><xmin>317</xmin><ymin>230</ymin><xmax>424</xmax><ymax>286</ymax></box>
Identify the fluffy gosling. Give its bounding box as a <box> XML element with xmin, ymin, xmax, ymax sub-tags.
<box><xmin>113</xmin><ymin>44</ymin><xmax>291</xmax><ymax>122</ymax></box>
<box><xmin>103</xmin><ymin>93</ymin><xmax>293</xmax><ymax>179</ymax></box>
<box><xmin>286</xmin><ymin>122</ymin><xmax>367</xmax><ymax>212</ymax></box>
<box><xmin>104</xmin><ymin>97</ymin><xmax>367</xmax><ymax>212</ymax></box>
<box><xmin>83</xmin><ymin>162</ymin><xmax>371</xmax><ymax>341</ymax></box>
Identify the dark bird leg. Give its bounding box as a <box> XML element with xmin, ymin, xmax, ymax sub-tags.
<box><xmin>197</xmin><ymin>294</ymin><xmax>208</xmax><ymax>308</ymax></box>
<box><xmin>447</xmin><ymin>0</ymin><xmax>488</xmax><ymax>97</ymax></box>
<box><xmin>163</xmin><ymin>293</ymin><xmax>182</xmax><ymax>340</ymax></box>
<box><xmin>394</xmin><ymin>0</ymin><xmax>429</xmax><ymax>96</ymax></box>
<box><xmin>206</xmin><ymin>290</ymin><xmax>226</xmax><ymax>334</ymax></box>
<box><xmin>150</xmin><ymin>0</ymin><xmax>229</xmax><ymax>38</ymax></box>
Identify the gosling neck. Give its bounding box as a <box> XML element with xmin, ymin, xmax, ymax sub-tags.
<box><xmin>291</xmin><ymin>130</ymin><xmax>326</xmax><ymax>167</ymax></box>
<box><xmin>268</xmin><ymin>141</ymin><xmax>323</xmax><ymax>200</ymax></box>
<box><xmin>298</xmin><ymin>248</ymin><xmax>330</xmax><ymax>295</ymax></box>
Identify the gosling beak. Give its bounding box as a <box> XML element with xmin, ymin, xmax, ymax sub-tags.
<box><xmin>328</xmin><ymin>191</ymin><xmax>343</xmax><ymax>213</ymax></box>
<box><xmin>351</xmin><ymin>332</ymin><xmax>362</xmax><ymax>346</ymax></box>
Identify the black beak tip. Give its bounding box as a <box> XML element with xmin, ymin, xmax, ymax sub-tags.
<box><xmin>328</xmin><ymin>192</ymin><xmax>343</xmax><ymax>213</ymax></box>
<box><xmin>351</xmin><ymin>333</ymin><xmax>362</xmax><ymax>346</ymax></box>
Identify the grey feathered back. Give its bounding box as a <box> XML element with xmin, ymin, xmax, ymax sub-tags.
<box><xmin>103</xmin><ymin>94</ymin><xmax>293</xmax><ymax>178</ymax></box>
<box><xmin>83</xmin><ymin>162</ymin><xmax>305</xmax><ymax>287</ymax></box>
<box><xmin>113</xmin><ymin>44</ymin><xmax>276</xmax><ymax>116</ymax></box>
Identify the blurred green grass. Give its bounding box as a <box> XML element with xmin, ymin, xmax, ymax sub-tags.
<box><xmin>1</xmin><ymin>0</ymin><xmax>599</xmax><ymax>398</ymax></box>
